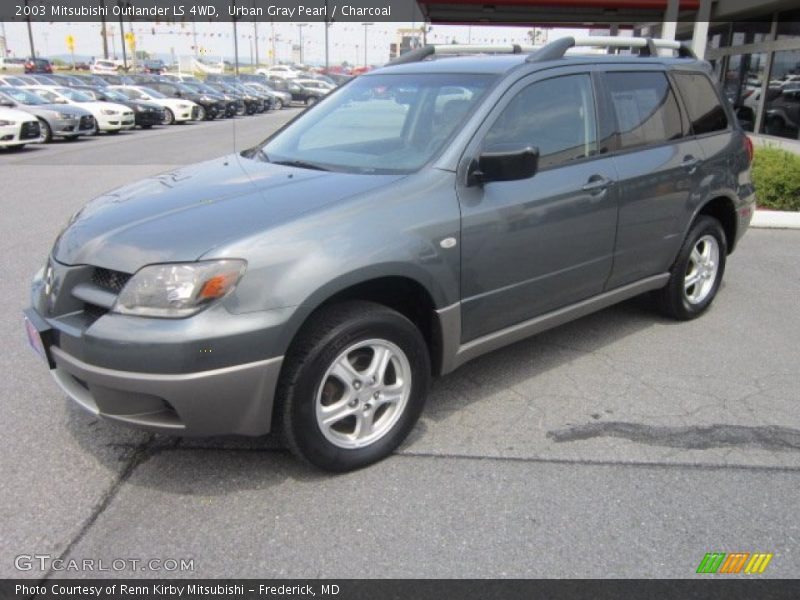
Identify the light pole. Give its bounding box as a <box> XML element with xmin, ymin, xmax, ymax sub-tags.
<box><xmin>362</xmin><ymin>22</ymin><xmax>373</xmax><ymax>68</ymax></box>
<box><xmin>99</xmin><ymin>0</ymin><xmax>109</xmax><ymax>58</ymax></box>
<box><xmin>324</xmin><ymin>0</ymin><xmax>330</xmax><ymax>71</ymax></box>
<box><xmin>24</xmin><ymin>0</ymin><xmax>36</xmax><ymax>57</ymax></box>
<box><xmin>116</xmin><ymin>1</ymin><xmax>128</xmax><ymax>71</ymax></box>
<box><xmin>296</xmin><ymin>23</ymin><xmax>308</xmax><ymax>64</ymax></box>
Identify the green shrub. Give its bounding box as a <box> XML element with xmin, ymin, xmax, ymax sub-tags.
<box><xmin>752</xmin><ymin>146</ymin><xmax>800</xmax><ymax>211</ymax></box>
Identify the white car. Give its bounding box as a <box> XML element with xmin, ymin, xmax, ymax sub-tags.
<box><xmin>110</xmin><ymin>85</ymin><xmax>199</xmax><ymax>124</ymax></box>
<box><xmin>91</xmin><ymin>59</ymin><xmax>124</xmax><ymax>75</ymax></box>
<box><xmin>24</xmin><ymin>85</ymin><xmax>134</xmax><ymax>133</ymax></box>
<box><xmin>0</xmin><ymin>105</ymin><xmax>42</xmax><ymax>150</ymax></box>
<box><xmin>255</xmin><ymin>65</ymin><xmax>301</xmax><ymax>79</ymax></box>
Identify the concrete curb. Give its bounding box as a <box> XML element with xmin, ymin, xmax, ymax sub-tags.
<box><xmin>751</xmin><ymin>210</ymin><xmax>800</xmax><ymax>230</ymax></box>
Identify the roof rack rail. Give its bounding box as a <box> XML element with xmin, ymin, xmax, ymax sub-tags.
<box><xmin>387</xmin><ymin>43</ymin><xmax>538</xmax><ymax>65</ymax></box>
<box><xmin>386</xmin><ymin>36</ymin><xmax>697</xmax><ymax>66</ymax></box>
<box><xmin>526</xmin><ymin>35</ymin><xmax>697</xmax><ymax>62</ymax></box>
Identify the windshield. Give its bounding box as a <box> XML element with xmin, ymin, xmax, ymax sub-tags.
<box><xmin>257</xmin><ymin>73</ymin><xmax>496</xmax><ymax>174</ymax></box>
<box><xmin>0</xmin><ymin>87</ymin><xmax>47</xmax><ymax>105</ymax></box>
<box><xmin>103</xmin><ymin>89</ymin><xmax>130</xmax><ymax>102</ymax></box>
<box><xmin>56</xmin><ymin>87</ymin><xmax>93</xmax><ymax>102</ymax></box>
<box><xmin>125</xmin><ymin>86</ymin><xmax>165</xmax><ymax>100</ymax></box>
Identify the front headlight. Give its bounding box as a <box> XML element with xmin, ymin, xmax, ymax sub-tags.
<box><xmin>101</xmin><ymin>109</ymin><xmax>118</xmax><ymax>115</ymax></box>
<box><xmin>113</xmin><ymin>259</ymin><xmax>247</xmax><ymax>318</ymax></box>
<box><xmin>178</xmin><ymin>103</ymin><xmax>191</xmax><ymax>109</ymax></box>
<box><xmin>0</xmin><ymin>120</ymin><xmax>16</xmax><ymax>126</ymax></box>
<box><xmin>134</xmin><ymin>105</ymin><xmax>143</xmax><ymax>112</ymax></box>
<box><xmin>58</xmin><ymin>112</ymin><xmax>74</xmax><ymax>119</ymax></box>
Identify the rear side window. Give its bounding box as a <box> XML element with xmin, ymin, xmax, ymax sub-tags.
<box><xmin>672</xmin><ymin>73</ymin><xmax>729</xmax><ymax>135</ymax></box>
<box><xmin>605</xmin><ymin>72</ymin><xmax>683</xmax><ymax>150</ymax></box>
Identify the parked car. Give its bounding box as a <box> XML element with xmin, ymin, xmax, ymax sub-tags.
<box><xmin>72</xmin><ymin>74</ymin><xmax>111</xmax><ymax>87</ymax></box>
<box><xmin>0</xmin><ymin>86</ymin><xmax>96</xmax><ymax>141</ymax></box>
<box><xmin>95</xmin><ymin>73</ymin><xmax>136</xmax><ymax>86</ymax></box>
<box><xmin>180</xmin><ymin>81</ymin><xmax>240</xmax><ymax>117</ymax></box>
<box><xmin>28</xmin><ymin>74</ymin><xmax>59</xmax><ymax>86</ymax></box>
<box><xmin>255</xmin><ymin>65</ymin><xmax>301</xmax><ymax>79</ymax></box>
<box><xmin>91</xmin><ymin>58</ymin><xmax>124</xmax><ymax>75</ymax></box>
<box><xmin>23</xmin><ymin>85</ymin><xmax>134</xmax><ymax>133</ymax></box>
<box><xmin>141</xmin><ymin>59</ymin><xmax>166</xmax><ymax>74</ymax></box>
<box><xmin>110</xmin><ymin>85</ymin><xmax>200</xmax><ymax>124</ymax></box>
<box><xmin>267</xmin><ymin>76</ymin><xmax>322</xmax><ymax>105</ymax></box>
<box><xmin>48</xmin><ymin>73</ymin><xmax>87</xmax><ymax>87</ymax></box>
<box><xmin>764</xmin><ymin>85</ymin><xmax>800</xmax><ymax>138</ymax></box>
<box><xmin>160</xmin><ymin>73</ymin><xmax>202</xmax><ymax>84</ymax></box>
<box><xmin>293</xmin><ymin>78</ymin><xmax>335</xmax><ymax>95</ymax></box>
<box><xmin>0</xmin><ymin>74</ymin><xmax>28</xmax><ymax>87</ymax></box>
<box><xmin>243</xmin><ymin>81</ymin><xmax>290</xmax><ymax>109</ymax></box>
<box><xmin>0</xmin><ymin>57</ymin><xmax>26</xmax><ymax>72</ymax></box>
<box><xmin>145</xmin><ymin>80</ymin><xmax>224</xmax><ymax>121</ymax></box>
<box><xmin>71</xmin><ymin>85</ymin><xmax>165</xmax><ymax>129</ymax></box>
<box><xmin>206</xmin><ymin>81</ymin><xmax>264</xmax><ymax>115</ymax></box>
<box><xmin>24</xmin><ymin>38</ymin><xmax>755</xmax><ymax>472</ymax></box>
<box><xmin>0</xmin><ymin>104</ymin><xmax>41</xmax><ymax>150</ymax></box>
<box><xmin>24</xmin><ymin>58</ymin><xmax>53</xmax><ymax>74</ymax></box>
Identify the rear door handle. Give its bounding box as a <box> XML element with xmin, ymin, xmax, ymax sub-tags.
<box><xmin>582</xmin><ymin>176</ymin><xmax>612</xmax><ymax>193</ymax></box>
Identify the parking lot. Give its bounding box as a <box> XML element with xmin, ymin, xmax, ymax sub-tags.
<box><xmin>2</xmin><ymin>113</ymin><xmax>799</xmax><ymax>579</ymax></box>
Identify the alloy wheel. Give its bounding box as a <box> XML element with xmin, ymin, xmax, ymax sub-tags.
<box><xmin>315</xmin><ymin>339</ymin><xmax>412</xmax><ymax>449</ymax></box>
<box><xmin>683</xmin><ymin>235</ymin><xmax>720</xmax><ymax>304</ymax></box>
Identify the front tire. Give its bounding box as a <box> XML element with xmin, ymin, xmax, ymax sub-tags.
<box><xmin>655</xmin><ymin>215</ymin><xmax>727</xmax><ymax>320</ymax></box>
<box><xmin>273</xmin><ymin>99</ymin><xmax>283</xmax><ymax>110</ymax></box>
<box><xmin>39</xmin><ymin>119</ymin><xmax>52</xmax><ymax>143</ymax></box>
<box><xmin>162</xmin><ymin>108</ymin><xmax>175</xmax><ymax>125</ymax></box>
<box><xmin>279</xmin><ymin>301</ymin><xmax>430</xmax><ymax>472</ymax></box>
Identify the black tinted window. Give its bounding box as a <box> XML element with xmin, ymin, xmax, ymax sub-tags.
<box><xmin>484</xmin><ymin>74</ymin><xmax>598</xmax><ymax>170</ymax></box>
<box><xmin>673</xmin><ymin>72</ymin><xmax>729</xmax><ymax>134</ymax></box>
<box><xmin>606</xmin><ymin>72</ymin><xmax>683</xmax><ymax>149</ymax></box>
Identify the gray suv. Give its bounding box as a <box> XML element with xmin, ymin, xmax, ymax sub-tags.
<box><xmin>25</xmin><ymin>37</ymin><xmax>755</xmax><ymax>471</ymax></box>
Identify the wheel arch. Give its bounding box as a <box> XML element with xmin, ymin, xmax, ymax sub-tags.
<box><xmin>694</xmin><ymin>195</ymin><xmax>738</xmax><ymax>254</ymax></box>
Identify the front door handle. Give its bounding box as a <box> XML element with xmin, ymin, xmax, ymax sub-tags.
<box><xmin>582</xmin><ymin>176</ymin><xmax>612</xmax><ymax>194</ymax></box>
<box><xmin>681</xmin><ymin>156</ymin><xmax>701</xmax><ymax>172</ymax></box>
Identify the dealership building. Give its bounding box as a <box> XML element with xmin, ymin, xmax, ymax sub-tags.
<box><xmin>416</xmin><ymin>0</ymin><xmax>800</xmax><ymax>143</ymax></box>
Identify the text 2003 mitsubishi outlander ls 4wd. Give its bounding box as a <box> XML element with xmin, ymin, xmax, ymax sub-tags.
<box><xmin>25</xmin><ymin>37</ymin><xmax>755</xmax><ymax>471</ymax></box>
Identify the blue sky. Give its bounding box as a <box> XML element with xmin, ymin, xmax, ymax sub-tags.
<box><xmin>1</xmin><ymin>21</ymin><xmax>590</xmax><ymax>65</ymax></box>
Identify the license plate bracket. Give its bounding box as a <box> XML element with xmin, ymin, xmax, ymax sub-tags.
<box><xmin>23</xmin><ymin>309</ymin><xmax>56</xmax><ymax>369</ymax></box>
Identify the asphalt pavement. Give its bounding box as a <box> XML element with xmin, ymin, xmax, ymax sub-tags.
<box><xmin>1</xmin><ymin>112</ymin><xmax>799</xmax><ymax>579</ymax></box>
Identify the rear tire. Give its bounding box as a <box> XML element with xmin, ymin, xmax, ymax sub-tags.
<box><xmin>655</xmin><ymin>215</ymin><xmax>727</xmax><ymax>321</ymax></box>
<box><xmin>279</xmin><ymin>301</ymin><xmax>430</xmax><ymax>472</ymax></box>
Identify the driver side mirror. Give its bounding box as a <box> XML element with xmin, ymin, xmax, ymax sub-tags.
<box><xmin>468</xmin><ymin>144</ymin><xmax>539</xmax><ymax>186</ymax></box>
<box><xmin>0</xmin><ymin>100</ymin><xmax>14</xmax><ymax>108</ymax></box>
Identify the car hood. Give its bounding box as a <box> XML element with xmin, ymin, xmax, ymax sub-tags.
<box><xmin>76</xmin><ymin>100</ymin><xmax>132</xmax><ymax>113</ymax></box>
<box><xmin>33</xmin><ymin>103</ymin><xmax>92</xmax><ymax>117</ymax></box>
<box><xmin>53</xmin><ymin>154</ymin><xmax>404</xmax><ymax>273</ymax></box>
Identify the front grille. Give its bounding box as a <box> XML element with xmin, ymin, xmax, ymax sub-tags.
<box><xmin>21</xmin><ymin>121</ymin><xmax>40</xmax><ymax>140</ymax></box>
<box><xmin>79</xmin><ymin>115</ymin><xmax>95</xmax><ymax>130</ymax></box>
<box><xmin>91</xmin><ymin>267</ymin><xmax>132</xmax><ymax>294</ymax></box>
<box><xmin>83</xmin><ymin>302</ymin><xmax>108</xmax><ymax>323</ymax></box>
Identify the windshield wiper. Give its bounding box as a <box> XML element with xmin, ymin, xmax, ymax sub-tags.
<box><xmin>269</xmin><ymin>158</ymin><xmax>330</xmax><ymax>171</ymax></box>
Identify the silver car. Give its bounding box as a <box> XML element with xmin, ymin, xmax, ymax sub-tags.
<box><xmin>0</xmin><ymin>86</ymin><xmax>96</xmax><ymax>141</ymax></box>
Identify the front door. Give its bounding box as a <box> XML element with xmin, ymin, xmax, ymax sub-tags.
<box><xmin>456</xmin><ymin>71</ymin><xmax>619</xmax><ymax>342</ymax></box>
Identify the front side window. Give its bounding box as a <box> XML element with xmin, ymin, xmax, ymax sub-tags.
<box><xmin>606</xmin><ymin>72</ymin><xmax>683</xmax><ymax>150</ymax></box>
<box><xmin>673</xmin><ymin>72</ymin><xmax>729</xmax><ymax>135</ymax></box>
<box><xmin>258</xmin><ymin>73</ymin><xmax>496</xmax><ymax>174</ymax></box>
<box><xmin>483</xmin><ymin>74</ymin><xmax>598</xmax><ymax>170</ymax></box>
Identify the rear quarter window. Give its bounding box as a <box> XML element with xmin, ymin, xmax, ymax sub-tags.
<box><xmin>605</xmin><ymin>71</ymin><xmax>683</xmax><ymax>150</ymax></box>
<box><xmin>672</xmin><ymin>72</ymin><xmax>729</xmax><ymax>135</ymax></box>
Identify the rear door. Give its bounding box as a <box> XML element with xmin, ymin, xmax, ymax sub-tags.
<box><xmin>456</xmin><ymin>69</ymin><xmax>619</xmax><ymax>342</ymax></box>
<box><xmin>601</xmin><ymin>69</ymin><xmax>705</xmax><ymax>288</ymax></box>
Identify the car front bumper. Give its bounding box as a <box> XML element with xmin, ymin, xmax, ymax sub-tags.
<box><xmin>26</xmin><ymin>263</ymin><xmax>290</xmax><ymax>436</ymax></box>
<box><xmin>51</xmin><ymin>115</ymin><xmax>96</xmax><ymax>137</ymax></box>
<box><xmin>48</xmin><ymin>343</ymin><xmax>282</xmax><ymax>436</ymax></box>
<box><xmin>134</xmin><ymin>110</ymin><xmax>164</xmax><ymax>127</ymax></box>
